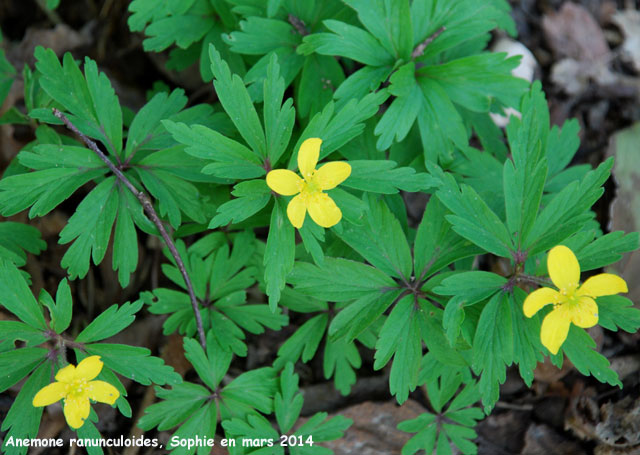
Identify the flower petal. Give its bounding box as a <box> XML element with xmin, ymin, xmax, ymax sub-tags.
<box><xmin>287</xmin><ymin>194</ymin><xmax>307</xmax><ymax>228</ymax></box>
<box><xmin>298</xmin><ymin>138</ymin><xmax>321</xmax><ymax>179</ymax></box>
<box><xmin>578</xmin><ymin>273</ymin><xmax>628</xmax><ymax>298</ymax></box>
<box><xmin>540</xmin><ymin>306</ymin><xmax>572</xmax><ymax>355</ymax></box>
<box><xmin>266</xmin><ymin>170</ymin><xmax>303</xmax><ymax>196</ymax></box>
<box><xmin>55</xmin><ymin>364</ymin><xmax>76</xmax><ymax>383</ymax></box>
<box><xmin>315</xmin><ymin>162</ymin><xmax>351</xmax><ymax>190</ymax></box>
<box><xmin>75</xmin><ymin>356</ymin><xmax>103</xmax><ymax>381</ymax></box>
<box><xmin>63</xmin><ymin>397</ymin><xmax>91</xmax><ymax>429</ymax></box>
<box><xmin>87</xmin><ymin>380</ymin><xmax>120</xmax><ymax>405</ymax></box>
<box><xmin>307</xmin><ymin>193</ymin><xmax>342</xmax><ymax>228</ymax></box>
<box><xmin>33</xmin><ymin>382</ymin><xmax>68</xmax><ymax>407</ymax></box>
<box><xmin>523</xmin><ymin>287</ymin><xmax>560</xmax><ymax>317</ymax></box>
<box><xmin>569</xmin><ymin>296</ymin><xmax>599</xmax><ymax>328</ymax></box>
<box><xmin>547</xmin><ymin>245</ymin><xmax>580</xmax><ymax>291</ymax></box>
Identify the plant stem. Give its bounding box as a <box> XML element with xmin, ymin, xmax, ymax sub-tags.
<box><xmin>52</xmin><ymin>108</ymin><xmax>207</xmax><ymax>349</ymax></box>
<box><xmin>411</xmin><ymin>26</ymin><xmax>446</xmax><ymax>59</ymax></box>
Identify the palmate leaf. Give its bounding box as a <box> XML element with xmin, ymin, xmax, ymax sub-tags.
<box><xmin>336</xmin><ymin>195</ymin><xmax>412</xmax><ymax>279</ymax></box>
<box><xmin>0</xmin><ymin>222</ymin><xmax>45</xmax><ymax>269</ymax></box>
<box><xmin>75</xmin><ymin>301</ymin><xmax>143</xmax><ymax>343</ymax></box>
<box><xmin>433</xmin><ymin>166</ymin><xmax>514</xmax><ymax>258</ymax></box>
<box><xmin>264</xmin><ymin>199</ymin><xmax>295</xmax><ymax>310</ymax></box>
<box><xmin>562</xmin><ymin>326</ymin><xmax>621</xmax><ymax>387</ymax></box>
<box><xmin>85</xmin><ymin>343</ymin><xmax>182</xmax><ymax>386</ymax></box>
<box><xmin>472</xmin><ymin>292</ymin><xmax>513</xmax><ymax>412</ymax></box>
<box><xmin>0</xmin><ymin>260</ymin><xmax>47</xmax><ymax>330</ymax></box>
<box><xmin>1</xmin><ymin>362</ymin><xmax>49</xmax><ymax>455</ymax></box>
<box><xmin>10</xmin><ymin>50</ymin><xmax>222</xmax><ymax>287</ymax></box>
<box><xmin>144</xmin><ymin>234</ymin><xmax>286</xmax><ymax>354</ymax></box>
<box><xmin>34</xmin><ymin>47</ymin><xmax>122</xmax><ymax>155</ymax></box>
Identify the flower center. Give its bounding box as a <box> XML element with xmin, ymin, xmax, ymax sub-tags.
<box><xmin>555</xmin><ymin>282</ymin><xmax>579</xmax><ymax>307</ymax></box>
<box><xmin>301</xmin><ymin>172</ymin><xmax>322</xmax><ymax>195</ymax></box>
<box><xmin>67</xmin><ymin>378</ymin><xmax>90</xmax><ymax>399</ymax></box>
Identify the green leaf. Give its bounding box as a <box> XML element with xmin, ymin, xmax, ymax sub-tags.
<box><xmin>434</xmin><ymin>272</ymin><xmax>507</xmax><ymax>305</ymax></box>
<box><xmin>224</xmin><ymin>16</ymin><xmax>299</xmax><ymax>55</ymax></box>
<box><xmin>299</xmin><ymin>19</ymin><xmax>393</xmax><ymax>66</ymax></box>
<box><xmin>417</xmin><ymin>53</ymin><xmax>528</xmax><ymax>112</ymax></box>
<box><xmin>34</xmin><ymin>48</ymin><xmax>123</xmax><ymax>155</ymax></box>
<box><xmin>509</xmin><ymin>289</ymin><xmax>543</xmax><ymax>386</ymax></box>
<box><xmin>84</xmin><ymin>57</ymin><xmax>123</xmax><ymax>156</ymax></box>
<box><xmin>296</xmin><ymin>53</ymin><xmax>345</xmax><ymax>119</ymax></box>
<box><xmin>375</xmin><ymin>75</ymin><xmax>422</xmax><ymax>150</ymax></box>
<box><xmin>323</xmin><ymin>336</ymin><xmax>361</xmax><ymax>395</ymax></box>
<box><xmin>210</xmin><ymin>180</ymin><xmax>271</xmax><ymax>228</ymax></box>
<box><xmin>124</xmin><ymin>89</ymin><xmax>188</xmax><ymax>159</ymax></box>
<box><xmin>275</xmin><ymin>363</ymin><xmax>304</xmax><ymax>434</ymax></box>
<box><xmin>293</xmin><ymin>412</ymin><xmax>352</xmax><ymax>447</ymax></box>
<box><xmin>0</xmin><ymin>260</ymin><xmax>46</xmax><ymax>329</ymax></box>
<box><xmin>572</xmin><ymin>231</ymin><xmax>639</xmax><ymax>271</ymax></box>
<box><xmin>329</xmin><ymin>290</ymin><xmax>400</xmax><ymax>342</ymax></box>
<box><xmin>0</xmin><ymin>347</ymin><xmax>47</xmax><ymax>393</ymax></box>
<box><xmin>413</xmin><ymin>197</ymin><xmax>480</xmax><ymax>278</ymax></box>
<box><xmin>220</xmin><ymin>367</ymin><xmax>277</xmax><ymax>417</ymax></box>
<box><xmin>344</xmin><ymin>0</ymin><xmax>413</xmax><ymax>60</ymax></box>
<box><xmin>1</xmin><ymin>362</ymin><xmax>49</xmax><ymax>455</ymax></box>
<box><xmin>183</xmin><ymin>335</ymin><xmax>232</xmax><ymax>391</ymax></box>
<box><xmin>112</xmin><ymin>190</ymin><xmax>139</xmax><ymax>287</ymax></box>
<box><xmin>264</xmin><ymin>199</ymin><xmax>295</xmax><ymax>310</ymax></box>
<box><xmin>527</xmin><ymin>158</ymin><xmax>613</xmax><ymax>255</ymax></box>
<box><xmin>563</xmin><ymin>326</ymin><xmax>621</xmax><ymax>387</ymax></box>
<box><xmin>434</xmin><ymin>167</ymin><xmax>513</xmax><ymax>257</ymax></box>
<box><xmin>264</xmin><ymin>54</ymin><xmax>295</xmax><ymax>165</ymax></box>
<box><xmin>399</xmin><ymin>413</ymin><xmax>437</xmax><ymax>455</ymax></box>
<box><xmin>274</xmin><ymin>314</ymin><xmax>327</xmax><ymax>369</ymax></box>
<box><xmin>0</xmin><ymin>154</ymin><xmax>107</xmax><ymax>218</ymax></box>
<box><xmin>289</xmin><ymin>258</ymin><xmax>396</xmax><ymax>302</ymax></box>
<box><xmin>374</xmin><ymin>295</ymin><xmax>422</xmax><ymax>403</ymax></box>
<box><xmin>0</xmin><ymin>321</ymin><xmax>47</xmax><ymax>353</ymax></box>
<box><xmin>43</xmin><ymin>278</ymin><xmax>73</xmax><ymax>333</ymax></box>
<box><xmin>336</xmin><ymin>195</ymin><xmax>412</xmax><ymax>279</ymax></box>
<box><xmin>597</xmin><ymin>295</ymin><xmax>640</xmax><ymax>334</ymax></box>
<box><xmin>86</xmin><ymin>343</ymin><xmax>182</xmax><ymax>386</ymax></box>
<box><xmin>163</xmin><ymin>120</ymin><xmax>265</xmax><ymax>179</ymax></box>
<box><xmin>343</xmin><ymin>160</ymin><xmax>435</xmax><ymax>194</ymax></box>
<box><xmin>295</xmin><ymin>91</ymin><xmax>389</xmax><ymax>160</ymax></box>
<box><xmin>210</xmin><ymin>44</ymin><xmax>267</xmax><ymax>158</ymax></box>
<box><xmin>143</xmin><ymin>14</ymin><xmax>215</xmax><ymax>52</ymax></box>
<box><xmin>59</xmin><ymin>177</ymin><xmax>121</xmax><ymax>282</ymax></box>
<box><xmin>472</xmin><ymin>292</ymin><xmax>513</xmax><ymax>412</ymax></box>
<box><xmin>0</xmin><ymin>46</ymin><xmax>16</xmax><ymax>107</ymax></box>
<box><xmin>416</xmin><ymin>78</ymin><xmax>468</xmax><ymax>162</ymax></box>
<box><xmin>138</xmin><ymin>382</ymin><xmax>210</xmax><ymax>431</ymax></box>
<box><xmin>0</xmin><ymin>222</ymin><xmax>46</xmax><ymax>268</ymax></box>
<box><xmin>76</xmin><ymin>301</ymin><xmax>143</xmax><ymax>343</ymax></box>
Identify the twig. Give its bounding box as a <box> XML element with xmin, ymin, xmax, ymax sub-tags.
<box><xmin>288</xmin><ymin>14</ymin><xmax>309</xmax><ymax>36</ymax></box>
<box><xmin>52</xmin><ymin>108</ymin><xmax>207</xmax><ymax>349</ymax></box>
<box><xmin>411</xmin><ymin>26</ymin><xmax>446</xmax><ymax>59</ymax></box>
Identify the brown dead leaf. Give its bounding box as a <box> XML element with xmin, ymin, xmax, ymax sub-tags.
<box><xmin>6</xmin><ymin>23</ymin><xmax>92</xmax><ymax>70</ymax></box>
<box><xmin>595</xmin><ymin>397</ymin><xmax>640</xmax><ymax>449</ymax></box>
<box><xmin>543</xmin><ymin>3</ymin><xmax>610</xmax><ymax>62</ymax></box>
<box><xmin>306</xmin><ymin>400</ymin><xmax>425</xmax><ymax>455</ymax></box>
<box><xmin>612</xmin><ymin>9</ymin><xmax>640</xmax><ymax>73</ymax></box>
<box><xmin>522</xmin><ymin>423</ymin><xmax>585</xmax><ymax>455</ymax></box>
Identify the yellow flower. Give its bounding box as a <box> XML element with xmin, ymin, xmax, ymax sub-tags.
<box><xmin>32</xmin><ymin>356</ymin><xmax>120</xmax><ymax>429</ymax></box>
<box><xmin>266</xmin><ymin>138</ymin><xmax>351</xmax><ymax>229</ymax></box>
<box><xmin>523</xmin><ymin>245</ymin><xmax>628</xmax><ymax>355</ymax></box>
